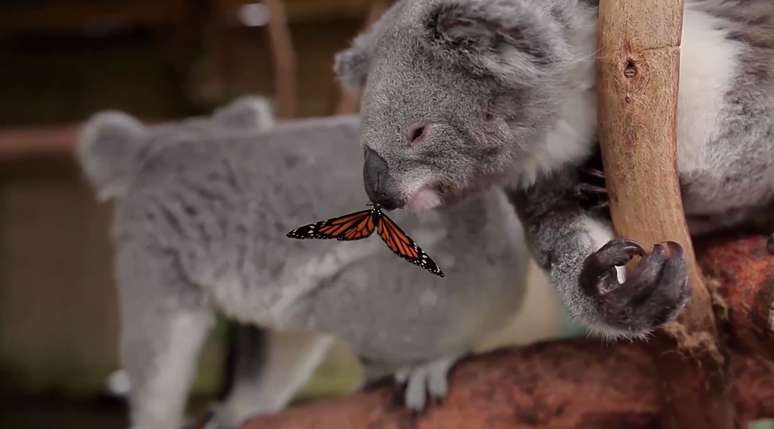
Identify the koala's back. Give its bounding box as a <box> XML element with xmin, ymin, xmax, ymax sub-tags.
<box><xmin>114</xmin><ymin>117</ymin><xmax>376</xmax><ymax>314</ymax></box>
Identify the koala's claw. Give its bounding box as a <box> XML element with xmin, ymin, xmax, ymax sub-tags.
<box><xmin>577</xmin><ymin>168</ymin><xmax>610</xmax><ymax>213</ymax></box>
<box><xmin>580</xmin><ymin>239</ymin><xmax>690</xmax><ymax>338</ymax></box>
<box><xmin>581</xmin><ymin>167</ymin><xmax>606</xmax><ymax>180</ymax></box>
<box><xmin>575</xmin><ymin>182</ymin><xmax>608</xmax><ymax>196</ymax></box>
<box><xmin>394</xmin><ymin>357</ymin><xmax>456</xmax><ymax>412</ymax></box>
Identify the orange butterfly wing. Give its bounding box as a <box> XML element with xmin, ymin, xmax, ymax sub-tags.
<box><xmin>377</xmin><ymin>213</ymin><xmax>444</xmax><ymax>277</ymax></box>
<box><xmin>287</xmin><ymin>205</ymin><xmax>444</xmax><ymax>277</ymax></box>
<box><xmin>286</xmin><ymin>209</ymin><xmax>376</xmax><ymax>241</ymax></box>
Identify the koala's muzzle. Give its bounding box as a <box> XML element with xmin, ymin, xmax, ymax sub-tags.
<box><xmin>363</xmin><ymin>146</ymin><xmax>404</xmax><ymax>210</ymax></box>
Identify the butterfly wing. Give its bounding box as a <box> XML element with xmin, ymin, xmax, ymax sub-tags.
<box><xmin>376</xmin><ymin>213</ymin><xmax>445</xmax><ymax>277</ymax></box>
<box><xmin>287</xmin><ymin>209</ymin><xmax>376</xmax><ymax>241</ymax></box>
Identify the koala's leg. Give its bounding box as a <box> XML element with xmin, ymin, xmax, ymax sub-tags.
<box><xmin>212</xmin><ymin>329</ymin><xmax>333</xmax><ymax>427</ymax></box>
<box><xmin>392</xmin><ymin>355</ymin><xmax>460</xmax><ymax>412</ymax></box>
<box><xmin>117</xmin><ymin>246</ymin><xmax>215</xmax><ymax>429</ymax></box>
<box><xmin>508</xmin><ymin>171</ymin><xmax>690</xmax><ymax>340</ymax></box>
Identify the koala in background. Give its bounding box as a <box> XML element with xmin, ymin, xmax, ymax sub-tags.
<box><xmin>336</xmin><ymin>0</ymin><xmax>774</xmax><ymax>339</ymax></box>
<box><xmin>78</xmin><ymin>97</ymin><xmax>535</xmax><ymax>429</ymax></box>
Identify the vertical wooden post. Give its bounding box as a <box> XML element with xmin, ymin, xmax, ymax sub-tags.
<box><xmin>265</xmin><ymin>0</ymin><xmax>298</xmax><ymax>118</ymax></box>
<box><xmin>596</xmin><ymin>1</ymin><xmax>735</xmax><ymax>428</ymax></box>
<box><xmin>335</xmin><ymin>0</ymin><xmax>389</xmax><ymax>115</ymax></box>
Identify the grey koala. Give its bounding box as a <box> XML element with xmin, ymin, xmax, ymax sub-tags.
<box><xmin>335</xmin><ymin>0</ymin><xmax>774</xmax><ymax>339</ymax></box>
<box><xmin>77</xmin><ymin>97</ymin><xmax>532</xmax><ymax>429</ymax></box>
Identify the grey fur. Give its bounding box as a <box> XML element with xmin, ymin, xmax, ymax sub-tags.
<box><xmin>337</xmin><ymin>0</ymin><xmax>774</xmax><ymax>338</ymax></box>
<box><xmin>79</xmin><ymin>97</ymin><xmax>532</xmax><ymax>428</ymax></box>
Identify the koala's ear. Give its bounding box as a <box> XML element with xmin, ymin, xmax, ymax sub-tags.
<box><xmin>334</xmin><ymin>32</ymin><xmax>373</xmax><ymax>93</ymax></box>
<box><xmin>77</xmin><ymin>111</ymin><xmax>147</xmax><ymax>200</ymax></box>
<box><xmin>213</xmin><ymin>96</ymin><xmax>275</xmax><ymax>130</ymax></box>
<box><xmin>425</xmin><ymin>2</ymin><xmax>559</xmax><ymax>82</ymax></box>
<box><xmin>429</xmin><ymin>3</ymin><xmax>503</xmax><ymax>47</ymax></box>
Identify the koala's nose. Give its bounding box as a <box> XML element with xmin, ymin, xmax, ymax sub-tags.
<box><xmin>363</xmin><ymin>146</ymin><xmax>404</xmax><ymax>210</ymax></box>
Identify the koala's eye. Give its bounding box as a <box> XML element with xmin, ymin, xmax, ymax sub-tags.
<box><xmin>407</xmin><ymin>124</ymin><xmax>427</xmax><ymax>145</ymax></box>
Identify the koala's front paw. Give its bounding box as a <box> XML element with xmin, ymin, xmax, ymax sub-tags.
<box><xmin>580</xmin><ymin>239</ymin><xmax>690</xmax><ymax>339</ymax></box>
<box><xmin>394</xmin><ymin>356</ymin><xmax>457</xmax><ymax>412</ymax></box>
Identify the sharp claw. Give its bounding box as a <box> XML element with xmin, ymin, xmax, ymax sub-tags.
<box><xmin>582</xmin><ymin>239</ymin><xmax>691</xmax><ymax>335</ymax></box>
<box><xmin>576</xmin><ymin>183</ymin><xmax>608</xmax><ymax>195</ymax></box>
<box><xmin>598</xmin><ymin>239</ymin><xmax>646</xmax><ymax>257</ymax></box>
<box><xmin>665</xmin><ymin>241</ymin><xmax>684</xmax><ymax>257</ymax></box>
<box><xmin>650</xmin><ymin>243</ymin><xmax>667</xmax><ymax>258</ymax></box>
<box><xmin>582</xmin><ymin>168</ymin><xmax>606</xmax><ymax>180</ymax></box>
<box><xmin>581</xmin><ymin>239</ymin><xmax>645</xmax><ymax>294</ymax></box>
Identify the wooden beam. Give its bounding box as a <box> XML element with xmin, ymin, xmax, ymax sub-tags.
<box><xmin>0</xmin><ymin>125</ymin><xmax>79</xmax><ymax>162</ymax></box>
<box><xmin>596</xmin><ymin>1</ymin><xmax>735</xmax><ymax>428</ymax></box>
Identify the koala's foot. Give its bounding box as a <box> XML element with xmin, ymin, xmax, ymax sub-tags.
<box><xmin>394</xmin><ymin>356</ymin><xmax>458</xmax><ymax>412</ymax></box>
<box><xmin>580</xmin><ymin>239</ymin><xmax>690</xmax><ymax>339</ymax></box>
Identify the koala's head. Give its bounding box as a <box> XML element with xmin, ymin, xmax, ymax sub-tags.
<box><xmin>78</xmin><ymin>96</ymin><xmax>275</xmax><ymax>201</ymax></box>
<box><xmin>335</xmin><ymin>0</ymin><xmax>590</xmax><ymax>210</ymax></box>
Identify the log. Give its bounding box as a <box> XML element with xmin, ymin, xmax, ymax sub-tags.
<box><xmin>698</xmin><ymin>236</ymin><xmax>774</xmax><ymax>362</ymax></box>
<box><xmin>0</xmin><ymin>125</ymin><xmax>78</xmax><ymax>162</ymax></box>
<box><xmin>265</xmin><ymin>0</ymin><xmax>298</xmax><ymax>119</ymax></box>
<box><xmin>596</xmin><ymin>1</ymin><xmax>734</xmax><ymax>427</ymax></box>
<box><xmin>241</xmin><ymin>236</ymin><xmax>774</xmax><ymax>429</ymax></box>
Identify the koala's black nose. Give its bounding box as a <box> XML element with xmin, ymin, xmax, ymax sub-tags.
<box><xmin>363</xmin><ymin>146</ymin><xmax>404</xmax><ymax>210</ymax></box>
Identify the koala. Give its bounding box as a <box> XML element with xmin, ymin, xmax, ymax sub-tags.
<box><xmin>77</xmin><ymin>97</ymin><xmax>535</xmax><ymax>429</ymax></box>
<box><xmin>335</xmin><ymin>0</ymin><xmax>774</xmax><ymax>339</ymax></box>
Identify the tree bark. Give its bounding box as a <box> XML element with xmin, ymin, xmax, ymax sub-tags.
<box><xmin>240</xmin><ymin>236</ymin><xmax>774</xmax><ymax>429</ymax></box>
<box><xmin>597</xmin><ymin>1</ymin><xmax>735</xmax><ymax>428</ymax></box>
<box><xmin>698</xmin><ymin>236</ymin><xmax>774</xmax><ymax>362</ymax></box>
<box><xmin>242</xmin><ymin>346</ymin><xmax>774</xmax><ymax>429</ymax></box>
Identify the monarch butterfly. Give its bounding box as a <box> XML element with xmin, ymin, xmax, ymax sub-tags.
<box><xmin>286</xmin><ymin>203</ymin><xmax>444</xmax><ymax>277</ymax></box>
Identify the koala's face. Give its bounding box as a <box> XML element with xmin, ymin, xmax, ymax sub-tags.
<box><xmin>336</xmin><ymin>0</ymin><xmax>579</xmax><ymax>210</ymax></box>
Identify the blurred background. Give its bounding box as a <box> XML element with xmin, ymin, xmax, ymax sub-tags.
<box><xmin>0</xmin><ymin>1</ymin><xmax>389</xmax><ymax>427</ymax></box>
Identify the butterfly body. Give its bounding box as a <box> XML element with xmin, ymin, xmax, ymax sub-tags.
<box><xmin>287</xmin><ymin>204</ymin><xmax>444</xmax><ymax>277</ymax></box>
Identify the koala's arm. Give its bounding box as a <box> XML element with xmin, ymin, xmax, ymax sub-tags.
<box><xmin>507</xmin><ymin>170</ymin><xmax>689</xmax><ymax>339</ymax></box>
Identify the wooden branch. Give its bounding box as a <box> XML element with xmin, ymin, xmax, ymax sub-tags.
<box><xmin>241</xmin><ymin>346</ymin><xmax>774</xmax><ymax>429</ymax></box>
<box><xmin>265</xmin><ymin>0</ymin><xmax>298</xmax><ymax>119</ymax></box>
<box><xmin>335</xmin><ymin>0</ymin><xmax>389</xmax><ymax>115</ymax></box>
<box><xmin>0</xmin><ymin>125</ymin><xmax>79</xmax><ymax>162</ymax></box>
<box><xmin>698</xmin><ymin>236</ymin><xmax>774</xmax><ymax>362</ymax></box>
<box><xmin>597</xmin><ymin>1</ymin><xmax>734</xmax><ymax>428</ymax></box>
<box><xmin>240</xmin><ymin>236</ymin><xmax>774</xmax><ymax>429</ymax></box>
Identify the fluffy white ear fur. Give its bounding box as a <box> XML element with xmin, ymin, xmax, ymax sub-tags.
<box><xmin>425</xmin><ymin>1</ymin><xmax>571</xmax><ymax>85</ymax></box>
<box><xmin>334</xmin><ymin>32</ymin><xmax>374</xmax><ymax>94</ymax></box>
<box><xmin>77</xmin><ymin>111</ymin><xmax>147</xmax><ymax>201</ymax></box>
